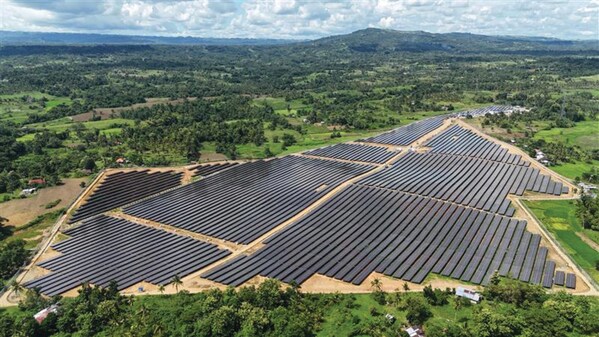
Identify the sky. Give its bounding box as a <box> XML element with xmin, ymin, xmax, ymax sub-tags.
<box><xmin>0</xmin><ymin>0</ymin><xmax>598</xmax><ymax>40</ymax></box>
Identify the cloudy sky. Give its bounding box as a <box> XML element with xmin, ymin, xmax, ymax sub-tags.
<box><xmin>0</xmin><ymin>0</ymin><xmax>598</xmax><ymax>40</ymax></box>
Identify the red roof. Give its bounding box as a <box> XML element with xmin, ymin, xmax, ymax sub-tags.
<box><xmin>28</xmin><ymin>178</ymin><xmax>46</xmax><ymax>185</ymax></box>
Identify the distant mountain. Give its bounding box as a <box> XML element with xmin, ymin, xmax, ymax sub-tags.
<box><xmin>0</xmin><ymin>28</ymin><xmax>596</xmax><ymax>54</ymax></box>
<box><xmin>0</xmin><ymin>31</ymin><xmax>297</xmax><ymax>46</ymax></box>
<box><xmin>307</xmin><ymin>28</ymin><xmax>598</xmax><ymax>53</ymax></box>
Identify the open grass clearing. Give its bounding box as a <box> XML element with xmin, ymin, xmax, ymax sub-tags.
<box><xmin>524</xmin><ymin>199</ymin><xmax>599</xmax><ymax>284</ymax></box>
<box><xmin>534</xmin><ymin>120</ymin><xmax>599</xmax><ymax>151</ymax></box>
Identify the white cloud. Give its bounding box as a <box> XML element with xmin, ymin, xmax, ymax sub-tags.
<box><xmin>0</xmin><ymin>0</ymin><xmax>597</xmax><ymax>39</ymax></box>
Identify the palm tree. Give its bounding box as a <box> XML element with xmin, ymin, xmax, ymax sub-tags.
<box><xmin>370</xmin><ymin>278</ymin><xmax>382</xmax><ymax>292</ymax></box>
<box><xmin>10</xmin><ymin>280</ymin><xmax>22</xmax><ymax>297</ymax></box>
<box><xmin>453</xmin><ymin>296</ymin><xmax>463</xmax><ymax>321</ymax></box>
<box><xmin>402</xmin><ymin>282</ymin><xmax>410</xmax><ymax>291</ymax></box>
<box><xmin>158</xmin><ymin>284</ymin><xmax>165</xmax><ymax>294</ymax></box>
<box><xmin>171</xmin><ymin>275</ymin><xmax>182</xmax><ymax>293</ymax></box>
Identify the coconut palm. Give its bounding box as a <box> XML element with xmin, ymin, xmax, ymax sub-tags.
<box><xmin>370</xmin><ymin>278</ymin><xmax>382</xmax><ymax>292</ymax></box>
<box><xmin>171</xmin><ymin>275</ymin><xmax>182</xmax><ymax>293</ymax></box>
<box><xmin>10</xmin><ymin>280</ymin><xmax>22</xmax><ymax>297</ymax></box>
<box><xmin>158</xmin><ymin>284</ymin><xmax>165</xmax><ymax>294</ymax></box>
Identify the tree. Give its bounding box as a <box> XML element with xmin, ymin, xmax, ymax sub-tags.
<box><xmin>281</xmin><ymin>133</ymin><xmax>297</xmax><ymax>147</ymax></box>
<box><xmin>158</xmin><ymin>284</ymin><xmax>165</xmax><ymax>294</ymax></box>
<box><xmin>403</xmin><ymin>296</ymin><xmax>432</xmax><ymax>325</ymax></box>
<box><xmin>171</xmin><ymin>275</ymin><xmax>183</xmax><ymax>293</ymax></box>
<box><xmin>471</xmin><ymin>307</ymin><xmax>523</xmax><ymax>337</ymax></box>
<box><xmin>370</xmin><ymin>278</ymin><xmax>382</xmax><ymax>292</ymax></box>
<box><xmin>264</xmin><ymin>147</ymin><xmax>274</xmax><ymax>158</ymax></box>
<box><xmin>0</xmin><ymin>240</ymin><xmax>28</xmax><ymax>279</ymax></box>
<box><xmin>10</xmin><ymin>280</ymin><xmax>22</xmax><ymax>298</ymax></box>
<box><xmin>81</xmin><ymin>157</ymin><xmax>96</xmax><ymax>171</ymax></box>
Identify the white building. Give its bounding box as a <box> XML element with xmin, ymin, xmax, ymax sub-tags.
<box><xmin>456</xmin><ymin>287</ymin><xmax>481</xmax><ymax>303</ymax></box>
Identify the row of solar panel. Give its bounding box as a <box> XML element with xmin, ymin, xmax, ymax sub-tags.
<box><xmin>25</xmin><ymin>215</ymin><xmax>230</xmax><ymax>296</ymax></box>
<box><xmin>425</xmin><ymin>125</ymin><xmax>529</xmax><ymax>166</ymax></box>
<box><xmin>191</xmin><ymin>162</ymin><xmax>239</xmax><ymax>177</ymax></box>
<box><xmin>303</xmin><ymin>143</ymin><xmax>398</xmax><ymax>164</ymax></box>
<box><xmin>124</xmin><ymin>156</ymin><xmax>373</xmax><ymax>244</ymax></box>
<box><xmin>202</xmin><ymin>185</ymin><xmax>552</xmax><ymax>287</ymax></box>
<box><xmin>360</xmin><ymin>116</ymin><xmax>446</xmax><ymax>146</ymax></box>
<box><xmin>358</xmin><ymin>151</ymin><xmax>566</xmax><ymax>215</ymax></box>
<box><xmin>68</xmin><ymin>170</ymin><xmax>183</xmax><ymax>224</ymax></box>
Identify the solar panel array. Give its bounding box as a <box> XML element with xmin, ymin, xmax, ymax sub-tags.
<box><xmin>456</xmin><ymin>105</ymin><xmax>516</xmax><ymax>118</ymax></box>
<box><xmin>25</xmin><ymin>215</ymin><xmax>230</xmax><ymax>296</ymax></box>
<box><xmin>360</xmin><ymin>116</ymin><xmax>446</xmax><ymax>146</ymax></box>
<box><xmin>69</xmin><ymin>170</ymin><xmax>183</xmax><ymax>224</ymax></box>
<box><xmin>191</xmin><ymin>162</ymin><xmax>238</xmax><ymax>177</ymax></box>
<box><xmin>425</xmin><ymin>125</ymin><xmax>529</xmax><ymax>165</ymax></box>
<box><xmin>124</xmin><ymin>157</ymin><xmax>373</xmax><ymax>244</ymax></box>
<box><xmin>303</xmin><ymin>143</ymin><xmax>398</xmax><ymax>164</ymax></box>
<box><xmin>203</xmin><ymin>184</ymin><xmax>550</xmax><ymax>286</ymax></box>
<box><xmin>566</xmin><ymin>273</ymin><xmax>577</xmax><ymax>289</ymax></box>
<box><xmin>358</xmin><ymin>152</ymin><xmax>566</xmax><ymax>216</ymax></box>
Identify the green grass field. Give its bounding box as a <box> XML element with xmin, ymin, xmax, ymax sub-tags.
<box><xmin>28</xmin><ymin>118</ymin><xmax>134</xmax><ymax>133</ymax></box>
<box><xmin>317</xmin><ymin>293</ymin><xmax>474</xmax><ymax>337</ymax></box>
<box><xmin>534</xmin><ymin>120</ymin><xmax>599</xmax><ymax>151</ymax></box>
<box><xmin>524</xmin><ymin>199</ymin><xmax>599</xmax><ymax>284</ymax></box>
<box><xmin>549</xmin><ymin>160</ymin><xmax>599</xmax><ymax>180</ymax></box>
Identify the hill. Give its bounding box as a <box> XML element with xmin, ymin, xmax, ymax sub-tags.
<box><xmin>0</xmin><ymin>31</ymin><xmax>296</xmax><ymax>46</ymax></box>
<box><xmin>307</xmin><ymin>28</ymin><xmax>598</xmax><ymax>54</ymax></box>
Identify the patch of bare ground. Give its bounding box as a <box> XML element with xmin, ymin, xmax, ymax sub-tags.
<box><xmin>0</xmin><ymin>177</ymin><xmax>87</xmax><ymax>227</ymax></box>
<box><xmin>198</xmin><ymin>152</ymin><xmax>229</xmax><ymax>162</ymax></box>
<box><xmin>70</xmin><ymin>97</ymin><xmax>197</xmax><ymax>122</ymax></box>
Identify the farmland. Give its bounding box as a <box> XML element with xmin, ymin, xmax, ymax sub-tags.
<box><xmin>524</xmin><ymin>199</ymin><xmax>599</xmax><ymax>284</ymax></box>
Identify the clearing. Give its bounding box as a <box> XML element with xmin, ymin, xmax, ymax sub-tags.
<box><xmin>523</xmin><ymin>199</ymin><xmax>599</xmax><ymax>285</ymax></box>
<box><xmin>0</xmin><ymin>178</ymin><xmax>87</xmax><ymax>227</ymax></box>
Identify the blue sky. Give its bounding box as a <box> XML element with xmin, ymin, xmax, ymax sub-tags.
<box><xmin>0</xmin><ymin>0</ymin><xmax>598</xmax><ymax>40</ymax></box>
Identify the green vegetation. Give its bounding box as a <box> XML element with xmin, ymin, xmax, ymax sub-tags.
<box><xmin>524</xmin><ymin>200</ymin><xmax>599</xmax><ymax>284</ymax></box>
<box><xmin>1</xmin><ymin>277</ymin><xmax>598</xmax><ymax>337</ymax></box>
<box><xmin>0</xmin><ymin>35</ymin><xmax>596</xmax><ymax>190</ymax></box>
<box><xmin>534</xmin><ymin>120</ymin><xmax>599</xmax><ymax>151</ymax></box>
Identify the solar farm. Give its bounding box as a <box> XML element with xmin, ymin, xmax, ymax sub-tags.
<box><xmin>19</xmin><ymin>112</ymin><xmax>591</xmax><ymax>296</ymax></box>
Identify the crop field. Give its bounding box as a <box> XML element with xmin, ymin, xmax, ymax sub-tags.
<box><xmin>23</xmin><ymin>113</ymin><xmax>587</xmax><ymax>297</ymax></box>
<box><xmin>524</xmin><ymin>199</ymin><xmax>599</xmax><ymax>284</ymax></box>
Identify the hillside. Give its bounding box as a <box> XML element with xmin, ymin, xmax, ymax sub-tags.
<box><xmin>0</xmin><ymin>31</ymin><xmax>296</xmax><ymax>46</ymax></box>
<box><xmin>307</xmin><ymin>28</ymin><xmax>599</xmax><ymax>53</ymax></box>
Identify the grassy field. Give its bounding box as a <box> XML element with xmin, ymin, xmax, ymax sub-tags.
<box><xmin>0</xmin><ymin>91</ymin><xmax>72</xmax><ymax>124</ymax></box>
<box><xmin>524</xmin><ymin>199</ymin><xmax>599</xmax><ymax>284</ymax></box>
<box><xmin>5</xmin><ymin>209</ymin><xmax>65</xmax><ymax>249</ymax></box>
<box><xmin>549</xmin><ymin>160</ymin><xmax>599</xmax><ymax>180</ymax></box>
<box><xmin>317</xmin><ymin>292</ymin><xmax>474</xmax><ymax>337</ymax></box>
<box><xmin>534</xmin><ymin>120</ymin><xmax>599</xmax><ymax>151</ymax></box>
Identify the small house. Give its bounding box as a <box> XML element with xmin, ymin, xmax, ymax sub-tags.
<box><xmin>20</xmin><ymin>187</ymin><xmax>37</xmax><ymax>196</ymax></box>
<box><xmin>28</xmin><ymin>178</ymin><xmax>46</xmax><ymax>186</ymax></box>
<box><xmin>405</xmin><ymin>326</ymin><xmax>425</xmax><ymax>337</ymax></box>
<box><xmin>34</xmin><ymin>304</ymin><xmax>59</xmax><ymax>324</ymax></box>
<box><xmin>456</xmin><ymin>286</ymin><xmax>481</xmax><ymax>303</ymax></box>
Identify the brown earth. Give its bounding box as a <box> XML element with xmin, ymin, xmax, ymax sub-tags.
<box><xmin>70</xmin><ymin>97</ymin><xmax>197</xmax><ymax>122</ymax></box>
<box><xmin>0</xmin><ymin>178</ymin><xmax>88</xmax><ymax>227</ymax></box>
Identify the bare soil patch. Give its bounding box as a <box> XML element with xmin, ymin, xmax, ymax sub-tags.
<box><xmin>71</xmin><ymin>97</ymin><xmax>197</xmax><ymax>122</ymax></box>
<box><xmin>0</xmin><ymin>178</ymin><xmax>87</xmax><ymax>227</ymax></box>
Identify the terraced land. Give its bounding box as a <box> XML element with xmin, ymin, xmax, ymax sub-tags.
<box><xmin>21</xmin><ymin>113</ymin><xmax>590</xmax><ymax>297</ymax></box>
